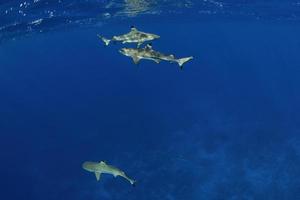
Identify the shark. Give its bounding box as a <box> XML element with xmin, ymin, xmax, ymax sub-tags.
<box><xmin>119</xmin><ymin>44</ymin><xmax>193</xmax><ymax>69</ymax></box>
<box><xmin>97</xmin><ymin>26</ymin><xmax>160</xmax><ymax>47</ymax></box>
<box><xmin>82</xmin><ymin>161</ymin><xmax>136</xmax><ymax>186</ymax></box>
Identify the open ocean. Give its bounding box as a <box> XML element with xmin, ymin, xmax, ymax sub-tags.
<box><xmin>1</xmin><ymin>1</ymin><xmax>300</xmax><ymax>199</ymax></box>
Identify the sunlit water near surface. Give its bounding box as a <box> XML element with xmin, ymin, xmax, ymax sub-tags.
<box><xmin>1</xmin><ymin>0</ymin><xmax>300</xmax><ymax>42</ymax></box>
<box><xmin>1</xmin><ymin>1</ymin><xmax>300</xmax><ymax>200</ymax></box>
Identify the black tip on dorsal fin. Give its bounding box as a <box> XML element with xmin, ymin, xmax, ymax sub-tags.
<box><xmin>146</xmin><ymin>43</ymin><xmax>153</xmax><ymax>49</ymax></box>
<box><xmin>131</xmin><ymin>26</ymin><xmax>137</xmax><ymax>31</ymax></box>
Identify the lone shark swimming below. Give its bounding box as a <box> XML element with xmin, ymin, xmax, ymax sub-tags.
<box><xmin>82</xmin><ymin>161</ymin><xmax>136</xmax><ymax>186</ymax></box>
<box><xmin>119</xmin><ymin>44</ymin><xmax>193</xmax><ymax>69</ymax></box>
<box><xmin>97</xmin><ymin>26</ymin><xmax>160</xmax><ymax>47</ymax></box>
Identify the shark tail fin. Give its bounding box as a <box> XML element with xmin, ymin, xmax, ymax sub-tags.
<box><xmin>97</xmin><ymin>34</ymin><xmax>111</xmax><ymax>46</ymax></box>
<box><xmin>131</xmin><ymin>180</ymin><xmax>137</xmax><ymax>187</ymax></box>
<box><xmin>177</xmin><ymin>56</ymin><xmax>193</xmax><ymax>69</ymax></box>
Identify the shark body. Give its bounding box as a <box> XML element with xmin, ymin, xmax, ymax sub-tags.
<box><xmin>119</xmin><ymin>44</ymin><xmax>193</xmax><ymax>69</ymax></box>
<box><xmin>82</xmin><ymin>161</ymin><xmax>136</xmax><ymax>185</ymax></box>
<box><xmin>98</xmin><ymin>26</ymin><xmax>160</xmax><ymax>47</ymax></box>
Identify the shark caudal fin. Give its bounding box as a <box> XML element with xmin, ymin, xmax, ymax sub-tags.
<box><xmin>97</xmin><ymin>34</ymin><xmax>111</xmax><ymax>46</ymax></box>
<box><xmin>131</xmin><ymin>180</ymin><xmax>137</xmax><ymax>187</ymax></box>
<box><xmin>177</xmin><ymin>56</ymin><xmax>193</xmax><ymax>69</ymax></box>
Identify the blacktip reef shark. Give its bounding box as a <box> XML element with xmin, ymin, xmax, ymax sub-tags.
<box><xmin>82</xmin><ymin>161</ymin><xmax>136</xmax><ymax>186</ymax></box>
<box><xmin>97</xmin><ymin>26</ymin><xmax>160</xmax><ymax>47</ymax></box>
<box><xmin>119</xmin><ymin>44</ymin><xmax>193</xmax><ymax>69</ymax></box>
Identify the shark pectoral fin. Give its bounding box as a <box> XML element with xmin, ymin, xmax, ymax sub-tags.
<box><xmin>95</xmin><ymin>172</ymin><xmax>101</xmax><ymax>181</ymax></box>
<box><xmin>154</xmin><ymin>59</ymin><xmax>161</xmax><ymax>64</ymax></box>
<box><xmin>132</xmin><ymin>56</ymin><xmax>141</xmax><ymax>64</ymax></box>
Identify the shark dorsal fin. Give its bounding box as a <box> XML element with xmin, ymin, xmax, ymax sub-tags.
<box><xmin>130</xmin><ymin>26</ymin><xmax>137</xmax><ymax>32</ymax></box>
<box><xmin>145</xmin><ymin>43</ymin><xmax>153</xmax><ymax>50</ymax></box>
<box><xmin>95</xmin><ymin>172</ymin><xmax>101</xmax><ymax>181</ymax></box>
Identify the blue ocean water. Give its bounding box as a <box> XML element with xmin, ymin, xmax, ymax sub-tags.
<box><xmin>1</xmin><ymin>1</ymin><xmax>300</xmax><ymax>199</ymax></box>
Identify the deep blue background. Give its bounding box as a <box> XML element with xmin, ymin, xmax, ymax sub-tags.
<box><xmin>1</xmin><ymin>19</ymin><xmax>300</xmax><ymax>199</ymax></box>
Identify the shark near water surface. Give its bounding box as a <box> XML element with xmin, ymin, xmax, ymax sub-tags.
<box><xmin>98</xmin><ymin>26</ymin><xmax>160</xmax><ymax>47</ymax></box>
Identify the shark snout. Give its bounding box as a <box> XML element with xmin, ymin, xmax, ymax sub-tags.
<box><xmin>119</xmin><ymin>48</ymin><xmax>130</xmax><ymax>56</ymax></box>
<box><xmin>82</xmin><ymin>162</ymin><xmax>89</xmax><ymax>170</ymax></box>
<box><xmin>82</xmin><ymin>161</ymin><xmax>95</xmax><ymax>172</ymax></box>
<box><xmin>153</xmin><ymin>34</ymin><xmax>160</xmax><ymax>39</ymax></box>
<box><xmin>119</xmin><ymin>48</ymin><xmax>125</xmax><ymax>55</ymax></box>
